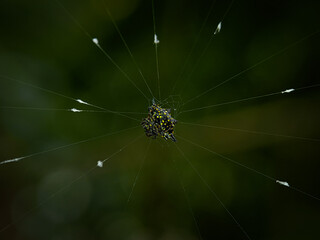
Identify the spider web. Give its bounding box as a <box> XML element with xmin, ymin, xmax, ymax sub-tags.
<box><xmin>0</xmin><ymin>0</ymin><xmax>320</xmax><ymax>239</ymax></box>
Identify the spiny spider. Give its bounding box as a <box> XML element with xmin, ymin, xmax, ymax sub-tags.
<box><xmin>141</xmin><ymin>99</ymin><xmax>177</xmax><ymax>142</ymax></box>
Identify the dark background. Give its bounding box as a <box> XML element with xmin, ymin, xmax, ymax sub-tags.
<box><xmin>0</xmin><ymin>0</ymin><xmax>319</xmax><ymax>239</ymax></box>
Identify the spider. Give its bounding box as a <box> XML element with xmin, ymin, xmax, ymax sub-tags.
<box><xmin>141</xmin><ymin>99</ymin><xmax>177</xmax><ymax>142</ymax></box>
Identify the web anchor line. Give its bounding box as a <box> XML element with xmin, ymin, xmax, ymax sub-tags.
<box><xmin>127</xmin><ymin>140</ymin><xmax>152</xmax><ymax>203</ymax></box>
<box><xmin>0</xmin><ymin>134</ymin><xmax>143</xmax><ymax>233</ymax></box>
<box><xmin>176</xmin><ymin>0</ymin><xmax>235</xmax><ymax>101</ymax></box>
<box><xmin>178</xmin><ymin>135</ymin><xmax>320</xmax><ymax>202</ymax></box>
<box><xmin>99</xmin><ymin>2</ymin><xmax>155</xmax><ymax>99</ymax></box>
<box><xmin>180</xmin><ymin>121</ymin><xmax>320</xmax><ymax>142</ymax></box>
<box><xmin>152</xmin><ymin>0</ymin><xmax>161</xmax><ymax>100</ymax></box>
<box><xmin>175</xmin><ymin>143</ymin><xmax>252</xmax><ymax>240</ymax></box>
<box><xmin>0</xmin><ymin>76</ymin><xmax>142</xmax><ymax>122</ymax></box>
<box><xmin>182</xmin><ymin>30</ymin><xmax>320</xmax><ymax>106</ymax></box>
<box><xmin>55</xmin><ymin>0</ymin><xmax>149</xmax><ymax>102</ymax></box>
<box><xmin>172</xmin><ymin>145</ymin><xmax>204</xmax><ymax>240</ymax></box>
<box><xmin>0</xmin><ymin>126</ymin><xmax>140</xmax><ymax>166</ymax></box>
<box><xmin>179</xmin><ymin>84</ymin><xmax>320</xmax><ymax>114</ymax></box>
<box><xmin>0</xmin><ymin>106</ymin><xmax>147</xmax><ymax>115</ymax></box>
<box><xmin>170</xmin><ymin>0</ymin><xmax>218</xmax><ymax>96</ymax></box>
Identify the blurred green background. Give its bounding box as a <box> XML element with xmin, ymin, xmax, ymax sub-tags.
<box><xmin>0</xmin><ymin>0</ymin><xmax>319</xmax><ymax>239</ymax></box>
